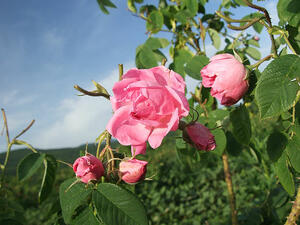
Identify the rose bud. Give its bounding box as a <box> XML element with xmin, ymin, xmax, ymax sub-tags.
<box><xmin>119</xmin><ymin>159</ymin><xmax>148</xmax><ymax>184</ymax></box>
<box><xmin>73</xmin><ymin>154</ymin><xmax>105</xmax><ymax>183</ymax></box>
<box><xmin>201</xmin><ymin>53</ymin><xmax>248</xmax><ymax>106</ymax></box>
<box><xmin>253</xmin><ymin>36</ymin><xmax>260</xmax><ymax>41</ymax></box>
<box><xmin>184</xmin><ymin>122</ymin><xmax>216</xmax><ymax>151</ymax></box>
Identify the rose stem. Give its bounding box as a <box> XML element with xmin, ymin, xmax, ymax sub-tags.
<box><xmin>222</xmin><ymin>152</ymin><xmax>238</xmax><ymax>225</ymax></box>
<box><xmin>285</xmin><ymin>186</ymin><xmax>300</xmax><ymax>225</ymax></box>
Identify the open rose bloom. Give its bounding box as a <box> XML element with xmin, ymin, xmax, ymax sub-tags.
<box><xmin>119</xmin><ymin>159</ymin><xmax>148</xmax><ymax>184</ymax></box>
<box><xmin>185</xmin><ymin>122</ymin><xmax>216</xmax><ymax>151</ymax></box>
<box><xmin>201</xmin><ymin>54</ymin><xmax>249</xmax><ymax>106</ymax></box>
<box><xmin>106</xmin><ymin>66</ymin><xmax>189</xmax><ymax>155</ymax></box>
<box><xmin>73</xmin><ymin>155</ymin><xmax>105</xmax><ymax>183</ymax></box>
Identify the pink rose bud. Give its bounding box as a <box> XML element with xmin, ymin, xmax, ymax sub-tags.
<box><xmin>201</xmin><ymin>53</ymin><xmax>249</xmax><ymax>106</ymax></box>
<box><xmin>253</xmin><ymin>36</ymin><xmax>260</xmax><ymax>41</ymax></box>
<box><xmin>73</xmin><ymin>154</ymin><xmax>105</xmax><ymax>183</ymax></box>
<box><xmin>119</xmin><ymin>159</ymin><xmax>148</xmax><ymax>184</ymax></box>
<box><xmin>106</xmin><ymin>66</ymin><xmax>189</xmax><ymax>156</ymax></box>
<box><xmin>185</xmin><ymin>122</ymin><xmax>216</xmax><ymax>151</ymax></box>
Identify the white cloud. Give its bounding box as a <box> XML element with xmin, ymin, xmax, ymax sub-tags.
<box><xmin>25</xmin><ymin>62</ymin><xmax>135</xmax><ymax>149</ymax></box>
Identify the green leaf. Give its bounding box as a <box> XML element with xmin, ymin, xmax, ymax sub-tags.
<box><xmin>226</xmin><ymin>131</ymin><xmax>243</xmax><ymax>156</ymax></box>
<box><xmin>279</xmin><ymin>47</ymin><xmax>288</xmax><ymax>56</ymax></box>
<box><xmin>97</xmin><ymin>0</ymin><xmax>117</xmax><ymax>14</ymax></box>
<box><xmin>274</xmin><ymin>152</ymin><xmax>295</xmax><ymax>196</ymax></box>
<box><xmin>136</xmin><ymin>45</ymin><xmax>158</xmax><ymax>69</ymax></box>
<box><xmin>241</xmin><ymin>13</ymin><xmax>264</xmax><ymax>33</ymax></box>
<box><xmin>185</xmin><ymin>0</ymin><xmax>198</xmax><ymax>17</ymax></box>
<box><xmin>93</xmin><ymin>183</ymin><xmax>148</xmax><ymax>225</ymax></box>
<box><xmin>277</xmin><ymin>0</ymin><xmax>300</xmax><ymax>27</ymax></box>
<box><xmin>173</xmin><ymin>48</ymin><xmax>193</xmax><ymax>76</ymax></box>
<box><xmin>287</xmin><ymin>25</ymin><xmax>300</xmax><ymax>55</ymax></box>
<box><xmin>72</xmin><ymin>206</ymin><xmax>101</xmax><ymax>225</ymax></box>
<box><xmin>153</xmin><ymin>49</ymin><xmax>167</xmax><ymax>62</ymax></box>
<box><xmin>59</xmin><ymin>178</ymin><xmax>92</xmax><ymax>224</ymax></box>
<box><xmin>255</xmin><ymin>55</ymin><xmax>300</xmax><ymax>119</ymax></box>
<box><xmin>208</xmin><ymin>28</ymin><xmax>221</xmax><ymax>49</ymax></box>
<box><xmin>92</xmin><ymin>81</ymin><xmax>109</xmax><ymax>96</ymax></box>
<box><xmin>247</xmin><ymin>39</ymin><xmax>260</xmax><ymax>47</ymax></box>
<box><xmin>176</xmin><ymin>137</ymin><xmax>186</xmax><ymax>150</ymax></box>
<box><xmin>127</xmin><ymin>0</ymin><xmax>137</xmax><ymax>13</ymax></box>
<box><xmin>145</xmin><ymin>37</ymin><xmax>169</xmax><ymax>49</ymax></box>
<box><xmin>184</xmin><ymin>55</ymin><xmax>209</xmax><ymax>80</ymax></box>
<box><xmin>245</xmin><ymin>47</ymin><xmax>261</xmax><ymax>60</ymax></box>
<box><xmin>230</xmin><ymin>105</ymin><xmax>252</xmax><ymax>145</ymax></box>
<box><xmin>266</xmin><ymin>131</ymin><xmax>288</xmax><ymax>162</ymax></box>
<box><xmin>234</xmin><ymin>0</ymin><xmax>251</xmax><ymax>6</ymax></box>
<box><xmin>209</xmin><ymin>109</ymin><xmax>229</xmax><ymax>123</ymax></box>
<box><xmin>174</xmin><ymin>10</ymin><xmax>190</xmax><ymax>24</ymax></box>
<box><xmin>39</xmin><ymin>155</ymin><xmax>57</xmax><ymax>203</ymax></box>
<box><xmin>211</xmin><ymin>129</ymin><xmax>226</xmax><ymax>156</ymax></box>
<box><xmin>286</xmin><ymin>126</ymin><xmax>300</xmax><ymax>173</ymax></box>
<box><xmin>146</xmin><ymin>10</ymin><xmax>164</xmax><ymax>34</ymax></box>
<box><xmin>17</xmin><ymin>153</ymin><xmax>45</xmax><ymax>182</ymax></box>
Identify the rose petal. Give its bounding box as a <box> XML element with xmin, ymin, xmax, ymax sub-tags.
<box><xmin>106</xmin><ymin>105</ymin><xmax>151</xmax><ymax>146</ymax></box>
<box><xmin>131</xmin><ymin>143</ymin><xmax>147</xmax><ymax>156</ymax></box>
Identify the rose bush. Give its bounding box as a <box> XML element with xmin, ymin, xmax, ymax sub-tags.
<box><xmin>184</xmin><ymin>122</ymin><xmax>216</xmax><ymax>151</ymax></box>
<box><xmin>119</xmin><ymin>159</ymin><xmax>148</xmax><ymax>184</ymax></box>
<box><xmin>73</xmin><ymin>154</ymin><xmax>105</xmax><ymax>183</ymax></box>
<box><xmin>106</xmin><ymin>66</ymin><xmax>189</xmax><ymax>155</ymax></box>
<box><xmin>201</xmin><ymin>53</ymin><xmax>248</xmax><ymax>106</ymax></box>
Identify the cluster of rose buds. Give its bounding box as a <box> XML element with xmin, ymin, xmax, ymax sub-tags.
<box><xmin>73</xmin><ymin>154</ymin><xmax>148</xmax><ymax>184</ymax></box>
<box><xmin>73</xmin><ymin>53</ymin><xmax>248</xmax><ymax>185</ymax></box>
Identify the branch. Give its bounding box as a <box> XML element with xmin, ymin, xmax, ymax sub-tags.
<box><xmin>242</xmin><ymin>0</ymin><xmax>278</xmax><ymax>56</ymax></box>
<box><xmin>74</xmin><ymin>85</ymin><xmax>110</xmax><ymax>99</ymax></box>
<box><xmin>1</xmin><ymin>108</ymin><xmax>10</xmax><ymax>144</ymax></box>
<box><xmin>222</xmin><ymin>153</ymin><xmax>238</xmax><ymax>225</ymax></box>
<box><xmin>227</xmin><ymin>17</ymin><xmax>264</xmax><ymax>30</ymax></box>
<box><xmin>285</xmin><ymin>186</ymin><xmax>300</xmax><ymax>225</ymax></box>
<box><xmin>14</xmin><ymin>120</ymin><xmax>35</xmax><ymax>140</ymax></box>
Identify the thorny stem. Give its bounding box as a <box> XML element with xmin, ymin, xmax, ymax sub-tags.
<box><xmin>227</xmin><ymin>17</ymin><xmax>265</xmax><ymax>30</ymax></box>
<box><xmin>1</xmin><ymin>109</ymin><xmax>37</xmax><ymax>188</ymax></box>
<box><xmin>242</xmin><ymin>0</ymin><xmax>278</xmax><ymax>57</ymax></box>
<box><xmin>222</xmin><ymin>153</ymin><xmax>238</xmax><ymax>225</ymax></box>
<box><xmin>190</xmin><ymin>92</ymin><xmax>209</xmax><ymax>118</ymax></box>
<box><xmin>1</xmin><ymin>109</ymin><xmax>11</xmax><ymax>188</ymax></box>
<box><xmin>1</xmin><ymin>109</ymin><xmax>10</xmax><ymax>144</ymax></box>
<box><xmin>74</xmin><ymin>85</ymin><xmax>110</xmax><ymax>99</ymax></box>
<box><xmin>285</xmin><ymin>186</ymin><xmax>300</xmax><ymax>225</ymax></box>
<box><xmin>249</xmin><ymin>54</ymin><xmax>274</xmax><ymax>69</ymax></box>
<box><xmin>14</xmin><ymin>120</ymin><xmax>35</xmax><ymax>140</ymax></box>
<box><xmin>198</xmin><ymin>18</ymin><xmax>206</xmax><ymax>54</ymax></box>
<box><xmin>0</xmin><ymin>142</ymin><xmax>13</xmax><ymax>188</ymax></box>
<box><xmin>216</xmin><ymin>11</ymin><xmax>258</xmax><ymax>23</ymax></box>
<box><xmin>57</xmin><ymin>160</ymin><xmax>73</xmax><ymax>168</ymax></box>
<box><xmin>282</xmin><ymin>34</ymin><xmax>297</xmax><ymax>55</ymax></box>
<box><xmin>14</xmin><ymin>140</ymin><xmax>37</xmax><ymax>153</ymax></box>
<box><xmin>118</xmin><ymin>64</ymin><xmax>123</xmax><ymax>81</ymax></box>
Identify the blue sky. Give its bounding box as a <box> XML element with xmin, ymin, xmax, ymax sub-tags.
<box><xmin>0</xmin><ymin>0</ymin><xmax>278</xmax><ymax>151</ymax></box>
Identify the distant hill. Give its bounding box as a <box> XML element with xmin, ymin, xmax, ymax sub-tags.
<box><xmin>0</xmin><ymin>141</ymin><xmax>119</xmax><ymax>176</ymax></box>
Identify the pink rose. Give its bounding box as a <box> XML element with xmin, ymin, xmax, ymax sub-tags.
<box><xmin>119</xmin><ymin>159</ymin><xmax>148</xmax><ymax>184</ymax></box>
<box><xmin>73</xmin><ymin>154</ymin><xmax>105</xmax><ymax>183</ymax></box>
<box><xmin>106</xmin><ymin>66</ymin><xmax>189</xmax><ymax>155</ymax></box>
<box><xmin>185</xmin><ymin>122</ymin><xmax>216</xmax><ymax>151</ymax></box>
<box><xmin>200</xmin><ymin>54</ymin><xmax>248</xmax><ymax>106</ymax></box>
